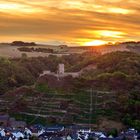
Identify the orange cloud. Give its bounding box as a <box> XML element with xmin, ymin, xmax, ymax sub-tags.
<box><xmin>0</xmin><ymin>0</ymin><xmax>139</xmax><ymax>45</ymax></box>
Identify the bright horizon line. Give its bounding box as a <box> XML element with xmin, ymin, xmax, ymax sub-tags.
<box><xmin>0</xmin><ymin>40</ymin><xmax>139</xmax><ymax>47</ymax></box>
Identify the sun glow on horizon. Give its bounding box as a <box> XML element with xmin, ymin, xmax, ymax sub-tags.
<box><xmin>84</xmin><ymin>40</ymin><xmax>107</xmax><ymax>46</ymax></box>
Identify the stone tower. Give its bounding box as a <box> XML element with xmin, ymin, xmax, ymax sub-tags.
<box><xmin>58</xmin><ymin>64</ymin><xmax>64</xmax><ymax>74</ymax></box>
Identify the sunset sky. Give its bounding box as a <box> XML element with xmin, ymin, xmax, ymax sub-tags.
<box><xmin>0</xmin><ymin>0</ymin><xmax>140</xmax><ymax>46</ymax></box>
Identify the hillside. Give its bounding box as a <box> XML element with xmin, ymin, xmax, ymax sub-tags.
<box><xmin>80</xmin><ymin>51</ymin><xmax>140</xmax><ymax>90</ymax></box>
<box><xmin>0</xmin><ymin>51</ymin><xmax>139</xmax><ymax>130</ymax></box>
<box><xmin>127</xmin><ymin>44</ymin><xmax>140</xmax><ymax>53</ymax></box>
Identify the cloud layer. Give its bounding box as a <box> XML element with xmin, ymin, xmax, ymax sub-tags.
<box><xmin>0</xmin><ymin>0</ymin><xmax>140</xmax><ymax>45</ymax></box>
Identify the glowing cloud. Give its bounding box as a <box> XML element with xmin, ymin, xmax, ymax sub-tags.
<box><xmin>0</xmin><ymin>2</ymin><xmax>43</xmax><ymax>13</ymax></box>
<box><xmin>91</xmin><ymin>6</ymin><xmax>132</xmax><ymax>14</ymax></box>
<box><xmin>107</xmin><ymin>7</ymin><xmax>131</xmax><ymax>14</ymax></box>
<box><xmin>95</xmin><ymin>30</ymin><xmax>126</xmax><ymax>38</ymax></box>
<box><xmin>0</xmin><ymin>3</ymin><xmax>20</xmax><ymax>10</ymax></box>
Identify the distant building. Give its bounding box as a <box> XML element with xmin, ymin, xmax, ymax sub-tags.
<box><xmin>0</xmin><ymin>115</ymin><xmax>26</xmax><ymax>128</ymax></box>
<box><xmin>39</xmin><ymin>63</ymin><xmax>80</xmax><ymax>78</ymax></box>
<box><xmin>58</xmin><ymin>64</ymin><xmax>65</xmax><ymax>75</ymax></box>
<box><xmin>9</xmin><ymin>117</ymin><xmax>26</xmax><ymax>128</ymax></box>
<box><xmin>0</xmin><ymin>115</ymin><xmax>9</xmax><ymax>127</ymax></box>
<box><xmin>39</xmin><ymin>70</ymin><xmax>51</xmax><ymax>77</ymax></box>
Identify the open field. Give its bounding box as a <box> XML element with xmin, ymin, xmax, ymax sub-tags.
<box><xmin>0</xmin><ymin>44</ymin><xmax>87</xmax><ymax>58</ymax></box>
<box><xmin>0</xmin><ymin>43</ymin><xmax>130</xmax><ymax>58</ymax></box>
<box><xmin>0</xmin><ymin>44</ymin><xmax>52</xmax><ymax>58</ymax></box>
<box><xmin>0</xmin><ymin>45</ymin><xmax>71</xmax><ymax>58</ymax></box>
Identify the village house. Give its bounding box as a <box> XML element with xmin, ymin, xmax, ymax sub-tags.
<box><xmin>0</xmin><ymin>115</ymin><xmax>26</xmax><ymax>128</ymax></box>
<box><xmin>0</xmin><ymin>115</ymin><xmax>9</xmax><ymax>127</ymax></box>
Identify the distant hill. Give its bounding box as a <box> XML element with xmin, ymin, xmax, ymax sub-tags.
<box><xmin>125</xmin><ymin>42</ymin><xmax>140</xmax><ymax>53</ymax></box>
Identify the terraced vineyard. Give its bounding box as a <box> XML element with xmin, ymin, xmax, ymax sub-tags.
<box><xmin>21</xmin><ymin>91</ymin><xmax>92</xmax><ymax>124</ymax></box>
<box><xmin>0</xmin><ymin>88</ymin><xmax>117</xmax><ymax>126</ymax></box>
